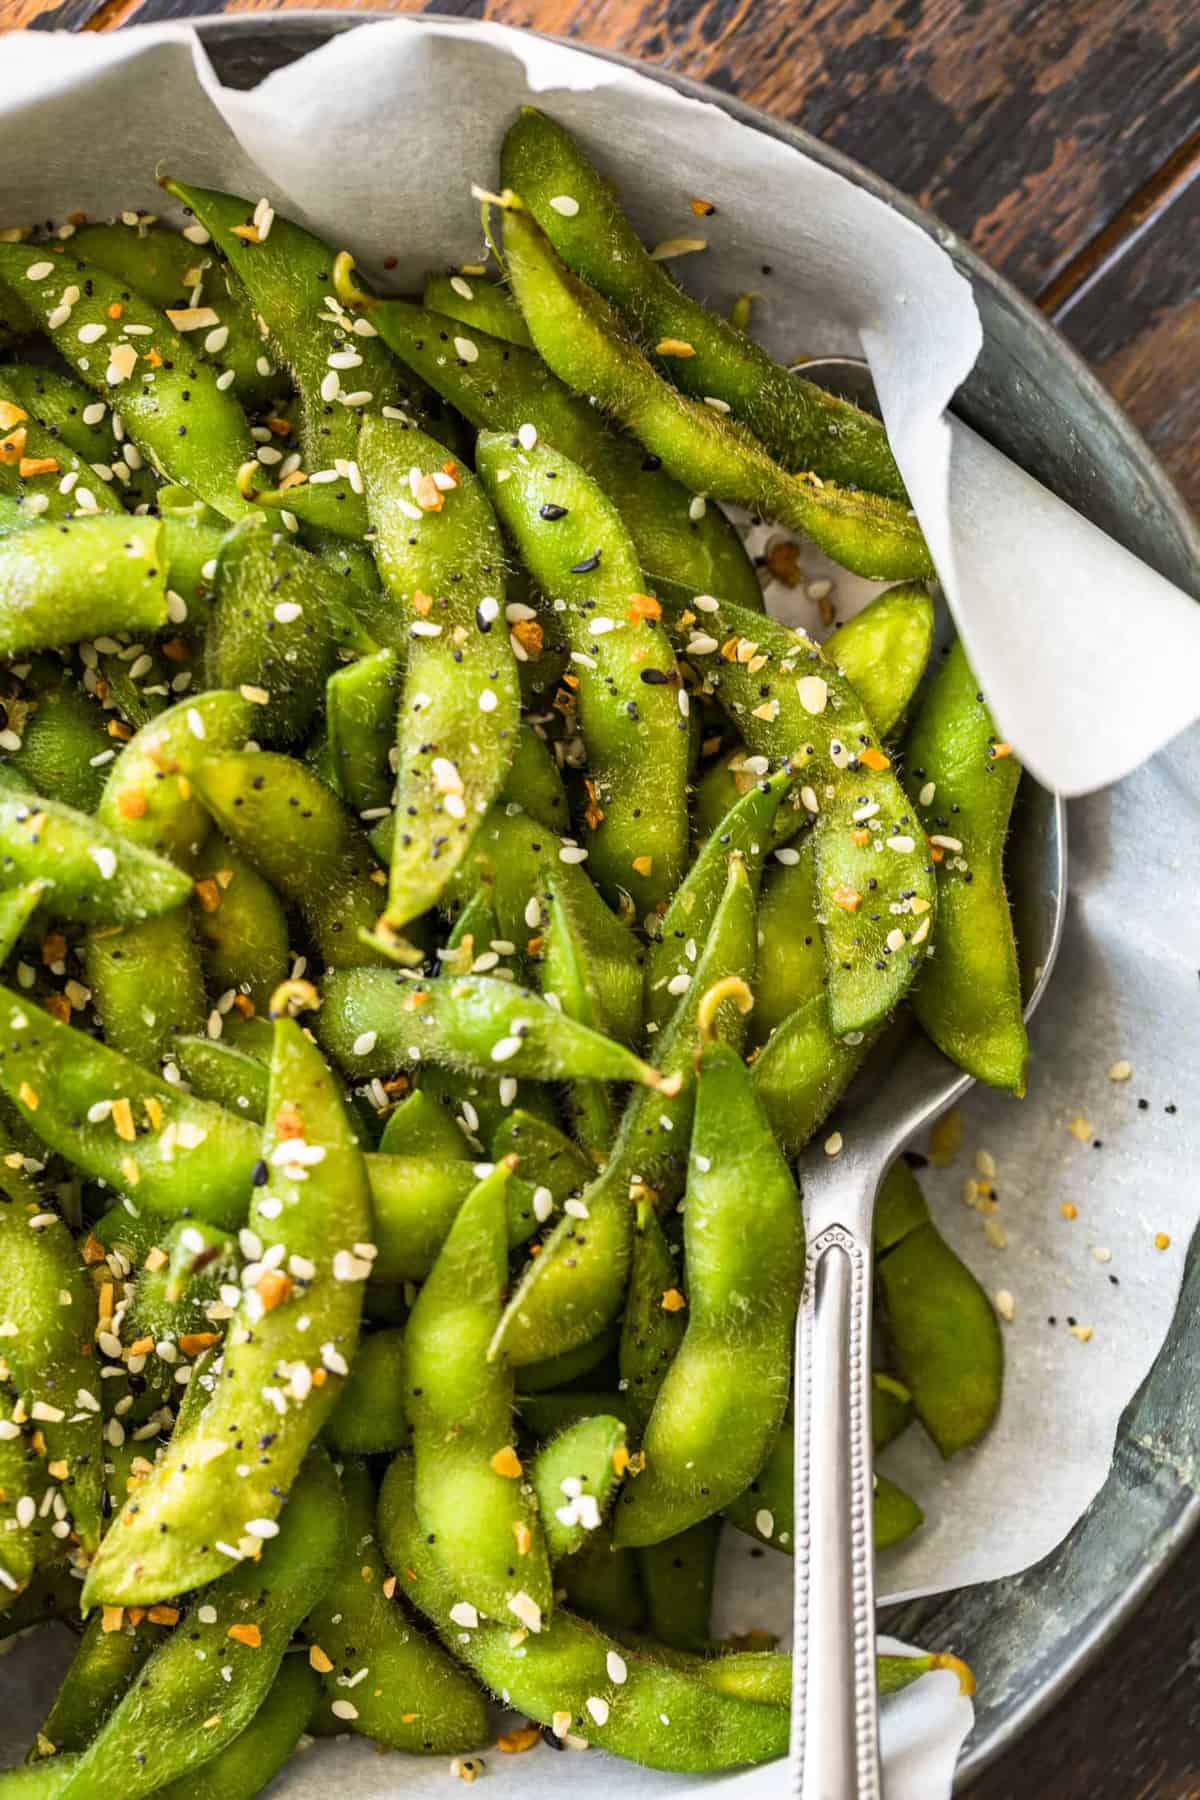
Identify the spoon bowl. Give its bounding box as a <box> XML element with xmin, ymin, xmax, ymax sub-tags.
<box><xmin>786</xmin><ymin>356</ymin><xmax>1068</xmax><ymax>1800</ymax></box>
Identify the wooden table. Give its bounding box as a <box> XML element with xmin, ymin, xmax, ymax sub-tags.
<box><xmin>11</xmin><ymin>0</ymin><xmax>1200</xmax><ymax>1792</ymax></box>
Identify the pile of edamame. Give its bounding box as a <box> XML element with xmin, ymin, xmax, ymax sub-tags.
<box><xmin>0</xmin><ymin>108</ymin><xmax>1019</xmax><ymax>1791</ymax></box>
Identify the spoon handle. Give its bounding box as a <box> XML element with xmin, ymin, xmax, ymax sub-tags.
<box><xmin>789</xmin><ymin>1216</ymin><xmax>881</xmax><ymax>1800</ymax></box>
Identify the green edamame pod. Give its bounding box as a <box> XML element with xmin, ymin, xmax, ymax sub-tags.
<box><xmin>0</xmin><ymin>1199</ymin><xmax>102</xmax><ymax>1560</ymax></box>
<box><xmin>825</xmin><ymin>583</ymin><xmax>935</xmax><ymax>739</ymax></box>
<box><xmin>84</xmin><ymin>911</ymin><xmax>206</xmax><ymax>1068</ymax></box>
<box><xmin>57</xmin><ymin>1450</ymin><xmax>344</xmax><ymax>1800</ymax></box>
<box><xmin>691</xmin><ymin>582</ymin><xmax>935</xmax><ymax>846</ymax></box>
<box><xmin>68</xmin><ymin>218</ymin><xmax>287</xmax><ymax>408</ymax></box>
<box><xmin>751</xmin><ymin>838</ymin><xmax>823</xmax><ymax>1045</ymax></box>
<box><xmin>499</xmin><ymin>205</ymin><xmax>932</xmax><ymax>582</ymax></box>
<box><xmin>646</xmin><ymin>767</ymin><xmax>789</xmax><ymax>1033</ymax></box>
<box><xmin>378</xmin><ymin>1450</ymin><xmax>787</xmax><ymax>1771</ymax></box>
<box><xmin>405</xmin><ymin>1160</ymin><xmax>553</xmax><ymax>1626</ymax></box>
<box><xmin>619</xmin><ymin>1202</ymin><xmax>685</xmax><ymax>1434</ymax></box>
<box><xmin>83</xmin><ymin>1017</ymin><xmax>370</xmax><ymax>1606</ymax></box>
<box><xmin>0</xmin><ymin>516</ymin><xmax>167</xmax><ymax>659</ymax></box>
<box><xmin>0</xmin><ymin>246</ymin><xmax>256</xmax><ymax>523</ymax></box>
<box><xmin>0</xmin><ymin>789</ymin><xmax>190</xmax><ymax>926</ymax></box>
<box><xmin>324</xmin><ymin>1329</ymin><xmax>408</xmax><ymax>1455</ymax></box>
<box><xmin>1</xmin><ymin>669</ymin><xmax>111</xmax><ymax>813</ymax></box>
<box><xmin>303</xmin><ymin>1459</ymin><xmax>487</xmax><ymax>1750</ymax></box>
<box><xmin>663</xmin><ymin>587</ymin><xmax>938</xmax><ymax>1034</ymax></box>
<box><xmin>34</xmin><ymin>1611</ymin><xmax>166</xmax><ymax>1759</ymax></box>
<box><xmin>191</xmin><ymin>836</ymin><xmax>291</xmax><ymax>1012</ymax></box>
<box><xmin>874</xmin><ymin>1159</ymin><xmax>1003</xmax><ymax>1457</ymax></box>
<box><xmin>637</xmin><ymin>1517</ymin><xmax>721</xmax><ymax>1653</ymax></box>
<box><xmin>319</xmin><ymin>967</ymin><xmax>663</xmax><ymax>1090</ymax></box>
<box><xmin>206</xmin><ymin>518</ymin><xmax>367</xmax><ymax>747</ymax></box>
<box><xmin>616</xmin><ymin>1037</ymin><xmax>802</xmax><ymax>1546</ymax></box>
<box><xmin>490</xmin><ymin>1107</ymin><xmax>592</xmax><ymax>1195</ymax></box>
<box><xmin>0</xmin><ymin>1427</ymin><xmax>41</xmax><ymax>1602</ymax></box>
<box><xmin>172</xmin><ymin>1035</ymin><xmax>269</xmax><ymax>1118</ymax></box>
<box><xmin>750</xmin><ymin>994</ymin><xmax>872</xmax><ymax>1159</ymax></box>
<box><xmin>423</xmin><ymin>269</ymin><xmax>533</xmax><ymax>346</ymax></box>
<box><xmin>365</xmin><ymin>1154</ymin><xmax>556</xmax><ymax>1283</ymax></box>
<box><xmin>360</xmin><ymin>417</ymin><xmax>520</xmax><ymax>927</ymax></box>
<box><xmin>905</xmin><ymin>638</ymin><xmax>1027</xmax><ymax>1091</ymax></box>
<box><xmin>477</xmin><ymin>430</ymin><xmax>688</xmax><ymax>915</ymax></box>
<box><xmin>325</xmin><ymin>647</ymin><xmax>400</xmax><ymax>813</ymax></box>
<box><xmin>723</xmin><ymin>1420</ymin><xmax>923</xmax><ymax>1552</ymax></box>
<box><xmin>492</xmin><ymin>852</ymin><xmax>755</xmax><ymax>1367</ymax></box>
<box><xmin>0</xmin><ymin>400</ymin><xmax>125</xmax><ymax>527</ymax></box>
<box><xmin>872</xmin><ymin>1371</ymin><xmax>914</xmax><ymax>1450</ymax></box>
<box><xmin>379</xmin><ymin>1087</ymin><xmax>469</xmax><ymax>1160</ymax></box>
<box><xmin>191</xmin><ymin>752</ymin><xmax>385</xmax><ymax>971</ymax></box>
<box><xmin>162</xmin><ymin>179</ymin><xmax>434</xmax><ymax>540</ymax></box>
<box><xmin>0</xmin><ymin>365</ymin><xmax>151</xmax><ymax>505</ymax></box>
<box><xmin>518</xmin><ymin>1325</ymin><xmax>621</xmax><ymax>1394</ymax></box>
<box><xmin>0</xmin><ymin>1562</ymin><xmax>82</xmax><ymax>1637</ymax></box>
<box><xmin>540</xmin><ymin>873</ymin><xmax>618</xmax><ymax>1152</ymax></box>
<box><xmin>331</xmin><ymin>277</ymin><xmax>763</xmax><ymax>613</ymax></box>
<box><xmin>0</xmin><ymin>881</ymin><xmax>46</xmax><ymax>970</ymax></box>
<box><xmin>96</xmin><ymin>689</ymin><xmax>254</xmax><ymax>862</ymax></box>
<box><xmin>621</xmin><ymin>1635</ymin><xmax>947</xmax><ymax>1705</ymax></box>
<box><xmin>532</xmin><ymin>1414</ymin><xmax>628</xmax><ymax>1560</ymax></box>
<box><xmin>503</xmin><ymin>723</ymin><xmax>569</xmax><ymax>833</ymax></box>
<box><xmin>557</xmin><ymin>1521</ymin><xmax>646</xmax><ymax>1634</ymax></box>
<box><xmin>154</xmin><ymin>1657</ymin><xmax>318</xmax><ymax>1800</ymax></box>
<box><xmin>502</xmin><ymin>108</ymin><xmax>906</xmax><ymax>502</ymax></box>
<box><xmin>517</xmin><ymin>1391</ymin><xmax>635</xmax><ymax>1438</ymax></box>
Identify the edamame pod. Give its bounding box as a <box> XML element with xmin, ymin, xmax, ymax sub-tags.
<box><xmin>324</xmin><ymin>1329</ymin><xmax>408</xmax><ymax>1454</ymax></box>
<box><xmin>1</xmin><ymin>667</ymin><xmax>111</xmax><ymax>813</ymax></box>
<box><xmin>724</xmin><ymin>1424</ymin><xmax>924</xmax><ymax>1553</ymax></box>
<box><xmin>0</xmin><ymin>517</ymin><xmax>167</xmax><ymax>659</ymax></box>
<box><xmin>154</xmin><ymin>1657</ymin><xmax>318</xmax><ymax>1800</ymax></box>
<box><xmin>34</xmin><ymin>1611</ymin><xmax>166</xmax><ymax>1759</ymax></box>
<box><xmin>379</xmin><ymin>1450</ymin><xmax>788</xmax><ymax>1771</ymax></box>
<box><xmin>191</xmin><ymin>835</ymin><xmax>291</xmax><ymax>1012</ymax></box>
<box><xmin>361</xmin><ymin>417</ymin><xmax>520</xmax><ymax>927</ymax></box>
<box><xmin>319</xmin><ymin>967</ymin><xmax>664</xmax><ymax>1090</ymax></box>
<box><xmin>57</xmin><ymin>1450</ymin><xmax>344</xmax><ymax>1800</ymax></box>
<box><xmin>0</xmin><ymin>246</ymin><xmax>256</xmax><ymax>523</ymax></box>
<box><xmin>874</xmin><ymin>1159</ymin><xmax>1003</xmax><ymax>1457</ymax></box>
<box><xmin>750</xmin><ymin>992</ymin><xmax>872</xmax><ymax>1158</ymax></box>
<box><xmin>0</xmin><ymin>1198</ymin><xmax>103</xmax><ymax>1561</ymax></box>
<box><xmin>502</xmin><ymin>722</ymin><xmax>570</xmax><ymax>834</ymax></box>
<box><xmin>423</xmin><ymin>269</ymin><xmax>533</xmax><ymax>346</ymax></box>
<box><xmin>303</xmin><ymin>1459</ymin><xmax>488</xmax><ymax>1750</ymax></box>
<box><xmin>84</xmin><ymin>911</ymin><xmax>206</xmax><ymax>1068</ymax></box>
<box><xmin>636</xmin><ymin>1518</ymin><xmax>721</xmax><ymax>1654</ymax></box>
<box><xmin>191</xmin><ymin>752</ymin><xmax>386</xmax><ymax>971</ymax></box>
<box><xmin>502</xmin><ymin>108</ymin><xmax>907</xmax><ymax>502</ymax></box>
<box><xmin>405</xmin><ymin>1160</ymin><xmax>553</xmax><ymax>1627</ymax></box>
<box><xmin>0</xmin><ymin>987</ymin><xmax>258</xmax><ymax>1222</ymax></box>
<box><xmin>162</xmin><ymin>179</ymin><xmax>434</xmax><ymax>540</ymax></box>
<box><xmin>0</xmin><ymin>789</ymin><xmax>191</xmax><ymax>925</ymax></box>
<box><xmin>0</xmin><ymin>398</ymin><xmax>125</xmax><ymax>527</ymax></box>
<box><xmin>663</xmin><ymin>588</ymin><xmax>938</xmax><ymax>1034</ymax></box>
<box><xmin>492</xmin><ymin>852</ymin><xmax>755</xmax><ymax>1367</ymax></box>
<box><xmin>83</xmin><ymin>1016</ymin><xmax>370</xmax><ymax>1606</ymax></box>
<box><xmin>172</xmin><ymin>1035</ymin><xmax>269</xmax><ymax>1118</ymax></box>
<box><xmin>68</xmin><ymin>218</ymin><xmax>286</xmax><ymax>409</ymax></box>
<box><xmin>477</xmin><ymin>429</ymin><xmax>689</xmax><ymax>915</ymax></box>
<box><xmin>206</xmin><ymin>519</ymin><xmax>367</xmax><ymax>747</ymax></box>
<box><xmin>378</xmin><ymin>1086</ymin><xmax>470</xmax><ymax>1161</ymax></box>
<box><xmin>325</xmin><ymin>647</ymin><xmax>400</xmax><ymax>814</ymax></box>
<box><xmin>615</xmin><ymin>1036</ymin><xmax>802</xmax><ymax>1545</ymax></box>
<box><xmin>366</xmin><ymin>1153</ymin><xmax>559</xmax><ymax>1282</ymax></box>
<box><xmin>905</xmin><ymin>638</ymin><xmax>1027</xmax><ymax>1091</ymax></box>
<box><xmin>619</xmin><ymin>1202</ymin><xmax>685</xmax><ymax>1433</ymax></box>
<box><xmin>532</xmin><ymin>1414</ymin><xmax>628</xmax><ymax>1560</ymax></box>
<box><xmin>500</xmin><ymin>205</ymin><xmax>933</xmax><ymax>581</ymax></box>
<box><xmin>330</xmin><ymin>278</ymin><xmax>763</xmax><ymax>613</ymax></box>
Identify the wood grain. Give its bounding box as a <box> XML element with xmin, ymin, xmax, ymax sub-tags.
<box><xmin>95</xmin><ymin>0</ymin><xmax>1199</xmax><ymax>300</ymax></box>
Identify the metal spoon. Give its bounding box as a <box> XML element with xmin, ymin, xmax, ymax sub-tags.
<box><xmin>786</xmin><ymin>356</ymin><xmax>1068</xmax><ymax>1800</ymax></box>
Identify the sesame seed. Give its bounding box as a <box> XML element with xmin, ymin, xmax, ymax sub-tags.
<box><xmin>994</xmin><ymin>1289</ymin><xmax>1015</xmax><ymax>1322</ymax></box>
<box><xmin>453</xmin><ymin>336</ymin><xmax>479</xmax><ymax>364</ymax></box>
<box><xmin>352</xmin><ymin>1031</ymin><xmax>378</xmax><ymax>1057</ymax></box>
<box><xmin>755</xmin><ymin>1507</ymin><xmax>774</xmax><ymax>1538</ymax></box>
<box><xmin>824</xmin><ymin>1132</ymin><xmax>843</xmax><ymax>1157</ymax></box>
<box><xmin>1108</xmin><ymin>1060</ymin><xmax>1133</xmax><ymax>1082</ymax></box>
<box><xmin>25</xmin><ymin>262</ymin><xmax>55</xmax><ymax>282</ymax></box>
<box><xmin>549</xmin><ymin>195</ymin><xmax>580</xmax><ymax>216</ymax></box>
<box><xmin>886</xmin><ymin>835</ymin><xmax>916</xmax><ymax>853</ymax></box>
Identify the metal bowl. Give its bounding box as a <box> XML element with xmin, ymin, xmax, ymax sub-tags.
<box><xmin>46</xmin><ymin>13</ymin><xmax>1200</xmax><ymax>1788</ymax></box>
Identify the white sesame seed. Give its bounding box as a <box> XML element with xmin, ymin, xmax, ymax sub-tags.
<box><xmin>929</xmin><ymin>835</ymin><xmax>963</xmax><ymax>852</ymax></box>
<box><xmin>330</xmin><ymin>1700</ymin><xmax>359</xmax><ymax>1721</ymax></box>
<box><xmin>755</xmin><ymin>1507</ymin><xmax>775</xmax><ymax>1538</ymax></box>
<box><xmin>887</xmin><ymin>835</ymin><xmax>916</xmax><ymax>853</ymax></box>
<box><xmin>204</xmin><ymin>325</ymin><xmax>230</xmax><ymax>355</ymax></box>
<box><xmin>453</xmin><ymin>337</ymin><xmax>479</xmax><ymax>364</ymax></box>
<box><xmin>688</xmin><ymin>495</ymin><xmax>707</xmax><ymax>521</ymax></box>
<box><xmin>449</xmin><ymin>1601</ymin><xmax>479</xmax><ymax>1629</ymax></box>
<box><xmin>352</xmin><ymin>1031</ymin><xmax>378</xmax><ymax>1057</ymax></box>
<box><xmin>273</xmin><ymin>600</ymin><xmax>302</xmax><ymax>624</ymax></box>
<box><xmin>918</xmin><ymin>781</ymin><xmax>936</xmax><ymax>806</ymax></box>
<box><xmin>549</xmin><ymin>195</ymin><xmax>580</xmax><ymax>216</ymax></box>
<box><xmin>517</xmin><ymin>422</ymin><xmax>538</xmax><ymax>450</ymax></box>
<box><xmin>586</xmin><ymin>1696</ymin><xmax>609</xmax><ymax>1725</ymax></box>
<box><xmin>88</xmin><ymin>846</ymin><xmax>117</xmax><ymax>881</ymax></box>
<box><xmin>559</xmin><ymin>845</ymin><xmax>588</xmax><ymax>865</ymax></box>
<box><xmin>490</xmin><ymin>1036</ymin><xmax>522</xmax><ymax>1064</ymax></box>
<box><xmin>25</xmin><ymin>262</ymin><xmax>55</xmax><ymax>282</ymax></box>
<box><xmin>824</xmin><ymin>1132</ymin><xmax>844</xmax><ymax>1157</ymax></box>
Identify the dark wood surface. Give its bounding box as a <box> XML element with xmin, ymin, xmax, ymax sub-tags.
<box><xmin>8</xmin><ymin>0</ymin><xmax>1200</xmax><ymax>1792</ymax></box>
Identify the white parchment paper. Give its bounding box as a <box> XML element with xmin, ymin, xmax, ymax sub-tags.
<box><xmin>1</xmin><ymin>18</ymin><xmax>1198</xmax><ymax>1796</ymax></box>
